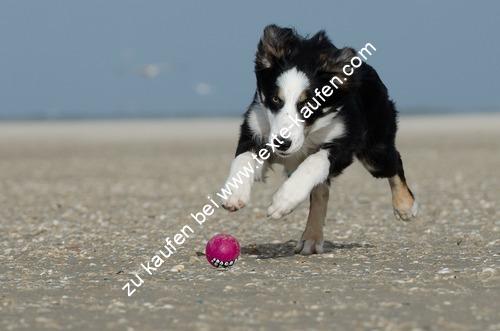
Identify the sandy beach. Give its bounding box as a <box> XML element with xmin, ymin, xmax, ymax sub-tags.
<box><xmin>0</xmin><ymin>114</ymin><xmax>499</xmax><ymax>330</ymax></box>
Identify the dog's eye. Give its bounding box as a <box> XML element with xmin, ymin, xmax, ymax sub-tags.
<box><xmin>272</xmin><ymin>96</ymin><xmax>282</xmax><ymax>104</ymax></box>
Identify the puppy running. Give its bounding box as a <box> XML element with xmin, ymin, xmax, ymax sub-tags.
<box><xmin>222</xmin><ymin>25</ymin><xmax>417</xmax><ymax>255</ymax></box>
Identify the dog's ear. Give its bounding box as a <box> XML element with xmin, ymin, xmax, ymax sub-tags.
<box><xmin>255</xmin><ymin>24</ymin><xmax>298</xmax><ymax>70</ymax></box>
<box><xmin>309</xmin><ymin>30</ymin><xmax>332</xmax><ymax>48</ymax></box>
<box><xmin>319</xmin><ymin>47</ymin><xmax>359</xmax><ymax>89</ymax></box>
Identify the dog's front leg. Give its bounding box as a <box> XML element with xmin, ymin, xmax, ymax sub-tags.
<box><xmin>267</xmin><ymin>149</ymin><xmax>330</xmax><ymax>219</ymax></box>
<box><xmin>221</xmin><ymin>152</ymin><xmax>256</xmax><ymax>212</ymax></box>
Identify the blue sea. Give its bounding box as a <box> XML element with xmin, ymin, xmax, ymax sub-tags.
<box><xmin>1</xmin><ymin>108</ymin><xmax>498</xmax><ymax>121</ymax></box>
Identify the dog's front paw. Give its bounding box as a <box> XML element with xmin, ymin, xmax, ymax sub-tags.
<box><xmin>294</xmin><ymin>239</ymin><xmax>324</xmax><ymax>255</ymax></box>
<box><xmin>267</xmin><ymin>185</ymin><xmax>306</xmax><ymax>219</ymax></box>
<box><xmin>221</xmin><ymin>185</ymin><xmax>251</xmax><ymax>212</ymax></box>
<box><xmin>222</xmin><ymin>198</ymin><xmax>246</xmax><ymax>212</ymax></box>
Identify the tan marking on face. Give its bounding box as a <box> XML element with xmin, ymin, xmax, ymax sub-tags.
<box><xmin>298</xmin><ymin>91</ymin><xmax>307</xmax><ymax>103</ymax></box>
<box><xmin>277</xmin><ymin>89</ymin><xmax>307</xmax><ymax>106</ymax></box>
<box><xmin>278</xmin><ymin>89</ymin><xmax>285</xmax><ymax>101</ymax></box>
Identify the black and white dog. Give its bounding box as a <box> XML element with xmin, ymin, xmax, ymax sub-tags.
<box><xmin>222</xmin><ymin>25</ymin><xmax>417</xmax><ymax>255</ymax></box>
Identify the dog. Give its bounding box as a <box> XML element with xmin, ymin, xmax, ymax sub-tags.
<box><xmin>221</xmin><ymin>25</ymin><xmax>418</xmax><ymax>255</ymax></box>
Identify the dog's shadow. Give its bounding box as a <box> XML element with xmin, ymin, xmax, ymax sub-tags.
<box><xmin>241</xmin><ymin>240</ymin><xmax>374</xmax><ymax>259</ymax></box>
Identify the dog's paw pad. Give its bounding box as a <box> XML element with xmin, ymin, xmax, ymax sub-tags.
<box><xmin>294</xmin><ymin>239</ymin><xmax>324</xmax><ymax>255</ymax></box>
<box><xmin>222</xmin><ymin>199</ymin><xmax>246</xmax><ymax>212</ymax></box>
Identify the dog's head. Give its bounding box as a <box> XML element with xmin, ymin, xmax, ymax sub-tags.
<box><xmin>254</xmin><ymin>25</ymin><xmax>356</xmax><ymax>156</ymax></box>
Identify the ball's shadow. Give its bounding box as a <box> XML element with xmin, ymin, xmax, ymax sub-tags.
<box><xmin>241</xmin><ymin>240</ymin><xmax>374</xmax><ymax>259</ymax></box>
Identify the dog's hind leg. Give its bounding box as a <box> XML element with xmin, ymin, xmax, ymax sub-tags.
<box><xmin>389</xmin><ymin>172</ymin><xmax>417</xmax><ymax>221</ymax></box>
<box><xmin>295</xmin><ymin>182</ymin><xmax>329</xmax><ymax>255</ymax></box>
<box><xmin>358</xmin><ymin>146</ymin><xmax>417</xmax><ymax>221</ymax></box>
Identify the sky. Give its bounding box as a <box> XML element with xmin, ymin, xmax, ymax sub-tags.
<box><xmin>0</xmin><ymin>1</ymin><xmax>499</xmax><ymax>119</ymax></box>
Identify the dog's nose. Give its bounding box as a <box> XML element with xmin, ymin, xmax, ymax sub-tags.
<box><xmin>275</xmin><ymin>138</ymin><xmax>292</xmax><ymax>152</ymax></box>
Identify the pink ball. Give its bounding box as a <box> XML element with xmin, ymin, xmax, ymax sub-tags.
<box><xmin>205</xmin><ymin>234</ymin><xmax>240</xmax><ymax>268</ymax></box>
